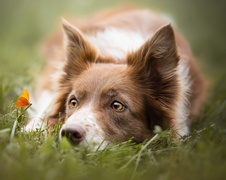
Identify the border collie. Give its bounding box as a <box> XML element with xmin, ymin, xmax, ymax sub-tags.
<box><xmin>25</xmin><ymin>8</ymin><xmax>206</xmax><ymax>148</ymax></box>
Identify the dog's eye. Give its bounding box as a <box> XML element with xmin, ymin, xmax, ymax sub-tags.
<box><xmin>111</xmin><ymin>101</ymin><xmax>125</xmax><ymax>112</ymax></box>
<box><xmin>69</xmin><ymin>98</ymin><xmax>78</xmax><ymax>109</ymax></box>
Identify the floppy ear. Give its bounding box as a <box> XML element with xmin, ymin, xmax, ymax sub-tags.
<box><xmin>62</xmin><ymin>19</ymin><xmax>97</xmax><ymax>77</ymax></box>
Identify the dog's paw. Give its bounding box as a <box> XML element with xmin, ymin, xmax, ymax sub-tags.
<box><xmin>24</xmin><ymin>118</ymin><xmax>46</xmax><ymax>132</ymax></box>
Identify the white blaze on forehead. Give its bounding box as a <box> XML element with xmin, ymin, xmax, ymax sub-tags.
<box><xmin>61</xmin><ymin>105</ymin><xmax>108</xmax><ymax>149</ymax></box>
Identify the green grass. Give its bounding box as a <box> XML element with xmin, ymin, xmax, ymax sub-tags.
<box><xmin>0</xmin><ymin>1</ymin><xmax>226</xmax><ymax>180</ymax></box>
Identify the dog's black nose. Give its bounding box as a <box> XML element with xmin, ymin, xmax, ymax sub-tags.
<box><xmin>61</xmin><ymin>126</ymin><xmax>85</xmax><ymax>145</ymax></box>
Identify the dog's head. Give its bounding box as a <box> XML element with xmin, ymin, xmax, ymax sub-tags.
<box><xmin>48</xmin><ymin>21</ymin><xmax>180</xmax><ymax>148</ymax></box>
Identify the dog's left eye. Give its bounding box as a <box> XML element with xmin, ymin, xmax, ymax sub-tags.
<box><xmin>111</xmin><ymin>101</ymin><xmax>125</xmax><ymax>112</ymax></box>
<box><xmin>69</xmin><ymin>98</ymin><xmax>78</xmax><ymax>109</ymax></box>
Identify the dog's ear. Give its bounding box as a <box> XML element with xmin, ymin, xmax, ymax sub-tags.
<box><xmin>127</xmin><ymin>24</ymin><xmax>179</xmax><ymax>110</ymax></box>
<box><xmin>44</xmin><ymin>21</ymin><xmax>98</xmax><ymax>124</ymax></box>
<box><xmin>62</xmin><ymin>19</ymin><xmax>97</xmax><ymax>77</ymax></box>
<box><xmin>127</xmin><ymin>24</ymin><xmax>179</xmax><ymax>81</ymax></box>
<box><xmin>127</xmin><ymin>24</ymin><xmax>180</xmax><ymax>131</ymax></box>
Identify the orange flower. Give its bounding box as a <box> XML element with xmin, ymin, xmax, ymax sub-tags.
<box><xmin>15</xmin><ymin>89</ymin><xmax>30</xmax><ymax>107</ymax></box>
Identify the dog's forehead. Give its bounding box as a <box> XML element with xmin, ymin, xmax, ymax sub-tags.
<box><xmin>73</xmin><ymin>63</ymin><xmax>128</xmax><ymax>90</ymax></box>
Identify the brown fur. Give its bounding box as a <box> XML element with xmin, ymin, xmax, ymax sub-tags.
<box><xmin>33</xmin><ymin>8</ymin><xmax>206</xmax><ymax>143</ymax></box>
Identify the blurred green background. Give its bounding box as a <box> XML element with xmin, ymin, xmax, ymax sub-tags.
<box><xmin>0</xmin><ymin>1</ymin><xmax>226</xmax><ymax>179</ymax></box>
<box><xmin>0</xmin><ymin>0</ymin><xmax>226</xmax><ymax>83</ymax></box>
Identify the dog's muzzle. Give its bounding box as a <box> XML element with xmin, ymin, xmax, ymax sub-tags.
<box><xmin>60</xmin><ymin>125</ymin><xmax>86</xmax><ymax>145</ymax></box>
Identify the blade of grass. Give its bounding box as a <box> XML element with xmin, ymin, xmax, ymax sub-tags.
<box><xmin>0</xmin><ymin>128</ymin><xmax>11</xmax><ymax>134</ymax></box>
<box><xmin>119</xmin><ymin>134</ymin><xmax>159</xmax><ymax>171</ymax></box>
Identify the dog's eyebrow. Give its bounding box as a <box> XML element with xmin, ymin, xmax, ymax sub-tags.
<box><xmin>70</xmin><ymin>90</ymin><xmax>87</xmax><ymax>101</ymax></box>
<box><xmin>107</xmin><ymin>91</ymin><xmax>117</xmax><ymax>97</ymax></box>
<box><xmin>105</xmin><ymin>90</ymin><xmax>118</xmax><ymax>98</ymax></box>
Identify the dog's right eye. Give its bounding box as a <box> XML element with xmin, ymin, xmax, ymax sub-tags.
<box><xmin>111</xmin><ymin>101</ymin><xmax>125</xmax><ymax>112</ymax></box>
<box><xmin>69</xmin><ymin>98</ymin><xmax>78</xmax><ymax>109</ymax></box>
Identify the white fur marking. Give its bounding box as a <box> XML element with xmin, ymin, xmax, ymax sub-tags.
<box><xmin>175</xmin><ymin>60</ymin><xmax>191</xmax><ymax>136</ymax></box>
<box><xmin>24</xmin><ymin>118</ymin><xmax>45</xmax><ymax>132</ymax></box>
<box><xmin>87</xmin><ymin>27</ymin><xmax>146</xmax><ymax>60</ymax></box>
<box><xmin>25</xmin><ymin>91</ymin><xmax>56</xmax><ymax>132</ymax></box>
<box><xmin>60</xmin><ymin>105</ymin><xmax>108</xmax><ymax>150</ymax></box>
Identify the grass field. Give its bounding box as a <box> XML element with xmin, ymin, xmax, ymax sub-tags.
<box><xmin>0</xmin><ymin>1</ymin><xmax>226</xmax><ymax>179</ymax></box>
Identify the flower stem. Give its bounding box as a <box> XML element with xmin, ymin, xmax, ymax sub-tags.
<box><xmin>10</xmin><ymin>104</ymin><xmax>32</xmax><ymax>142</ymax></box>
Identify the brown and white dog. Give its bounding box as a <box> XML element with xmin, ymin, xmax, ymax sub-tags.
<box><xmin>25</xmin><ymin>8</ymin><xmax>206</xmax><ymax>149</ymax></box>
